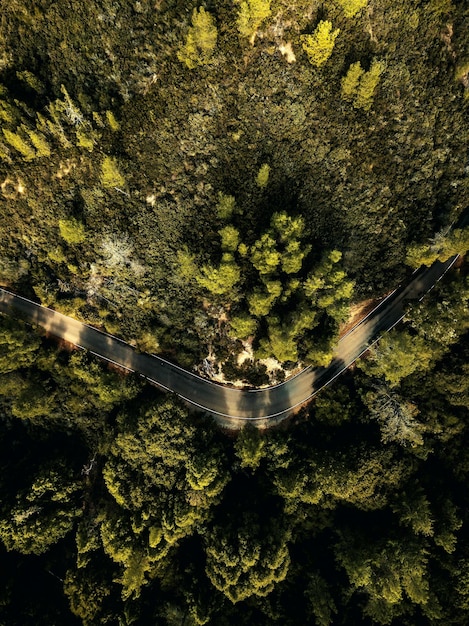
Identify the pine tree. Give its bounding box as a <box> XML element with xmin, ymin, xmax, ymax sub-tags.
<box><xmin>250</xmin><ymin>233</ymin><xmax>281</xmax><ymax>275</ymax></box>
<box><xmin>237</xmin><ymin>0</ymin><xmax>272</xmax><ymax>42</ymax></box>
<box><xmin>305</xmin><ymin>572</ymin><xmax>337</xmax><ymax>626</ymax></box>
<box><xmin>248</xmin><ymin>282</ymin><xmax>281</xmax><ymax>317</ymax></box>
<box><xmin>357</xmin><ymin>330</ymin><xmax>433</xmax><ymax>387</ymax></box>
<box><xmin>260</xmin><ymin>317</ymin><xmax>299</xmax><ymax>362</ymax></box>
<box><xmin>363</xmin><ymin>386</ymin><xmax>425</xmax><ymax>447</ymax></box>
<box><xmin>335</xmin><ymin>531</ymin><xmax>430</xmax><ymax>621</ymax></box>
<box><xmin>2</xmin><ymin>128</ymin><xmax>36</xmax><ymax>160</ymax></box>
<box><xmin>341</xmin><ymin>61</ymin><xmax>364</xmax><ymax>100</ymax></box>
<box><xmin>234</xmin><ymin>424</ymin><xmax>265</xmax><ymax>470</ymax></box>
<box><xmin>196</xmin><ymin>254</ymin><xmax>241</xmax><ymax>297</ymax></box>
<box><xmin>106</xmin><ymin>110</ymin><xmax>120</xmax><ymax>131</ymax></box>
<box><xmin>101</xmin><ymin>156</ymin><xmax>125</xmax><ymax>188</ymax></box>
<box><xmin>354</xmin><ymin>59</ymin><xmax>385</xmax><ymax>110</ymax></box>
<box><xmin>25</xmin><ymin>129</ymin><xmax>51</xmax><ymax>157</ymax></box>
<box><xmin>229</xmin><ymin>314</ymin><xmax>258</xmax><ymax>339</ymax></box>
<box><xmin>256</xmin><ymin>162</ymin><xmax>270</xmax><ymax>187</ymax></box>
<box><xmin>336</xmin><ymin>0</ymin><xmax>368</xmax><ymax>18</ymax></box>
<box><xmin>406</xmin><ymin>227</ymin><xmax>469</xmax><ymax>268</ymax></box>
<box><xmin>300</xmin><ymin>21</ymin><xmax>340</xmax><ymax>68</ymax></box>
<box><xmin>59</xmin><ymin>217</ymin><xmax>86</xmax><ymax>245</ymax></box>
<box><xmin>178</xmin><ymin>7</ymin><xmax>218</xmax><ymax>69</ymax></box>
<box><xmin>205</xmin><ymin>512</ymin><xmax>290</xmax><ymax>603</ymax></box>
<box><xmin>216</xmin><ymin>192</ymin><xmax>236</xmax><ymax>220</ymax></box>
<box><xmin>0</xmin><ymin>318</ymin><xmax>41</xmax><ymax>374</ymax></box>
<box><xmin>0</xmin><ymin>460</ymin><xmax>82</xmax><ymax>555</ymax></box>
<box><xmin>219</xmin><ymin>225</ymin><xmax>240</xmax><ymax>252</ymax></box>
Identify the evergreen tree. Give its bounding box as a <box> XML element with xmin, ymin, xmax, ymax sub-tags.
<box><xmin>341</xmin><ymin>61</ymin><xmax>364</xmax><ymax>100</ymax></box>
<box><xmin>197</xmin><ymin>253</ymin><xmax>241</xmax><ymax>298</ymax></box>
<box><xmin>357</xmin><ymin>330</ymin><xmax>433</xmax><ymax>387</ymax></box>
<box><xmin>0</xmin><ymin>459</ymin><xmax>82</xmax><ymax>555</ymax></box>
<box><xmin>0</xmin><ymin>317</ymin><xmax>41</xmax><ymax>374</ymax></box>
<box><xmin>406</xmin><ymin>227</ymin><xmax>469</xmax><ymax>268</ymax></box>
<box><xmin>336</xmin><ymin>0</ymin><xmax>368</xmax><ymax>18</ymax></box>
<box><xmin>2</xmin><ymin>128</ymin><xmax>36</xmax><ymax>160</ymax></box>
<box><xmin>178</xmin><ymin>7</ymin><xmax>218</xmax><ymax>69</ymax></box>
<box><xmin>237</xmin><ymin>0</ymin><xmax>272</xmax><ymax>42</ymax></box>
<box><xmin>335</xmin><ymin>530</ymin><xmax>430</xmax><ymax>623</ymax></box>
<box><xmin>234</xmin><ymin>424</ymin><xmax>265</xmax><ymax>471</ymax></box>
<box><xmin>59</xmin><ymin>218</ymin><xmax>86</xmax><ymax>245</ymax></box>
<box><xmin>300</xmin><ymin>21</ymin><xmax>340</xmax><ymax>68</ymax></box>
<box><xmin>256</xmin><ymin>162</ymin><xmax>270</xmax><ymax>187</ymax></box>
<box><xmin>205</xmin><ymin>512</ymin><xmax>290</xmax><ymax>603</ymax></box>
<box><xmin>353</xmin><ymin>59</ymin><xmax>386</xmax><ymax>110</ymax></box>
<box><xmin>101</xmin><ymin>156</ymin><xmax>125</xmax><ymax>188</ymax></box>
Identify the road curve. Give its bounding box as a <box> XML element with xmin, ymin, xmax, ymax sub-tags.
<box><xmin>0</xmin><ymin>254</ymin><xmax>459</xmax><ymax>428</ymax></box>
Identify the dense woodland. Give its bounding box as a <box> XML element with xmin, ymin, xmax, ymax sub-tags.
<box><xmin>1</xmin><ymin>0</ymin><xmax>468</xmax><ymax>373</ymax></box>
<box><xmin>1</xmin><ymin>0</ymin><xmax>469</xmax><ymax>624</ymax></box>
<box><xmin>0</xmin><ymin>263</ymin><xmax>468</xmax><ymax>625</ymax></box>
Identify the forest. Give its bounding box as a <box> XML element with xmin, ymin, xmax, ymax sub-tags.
<box><xmin>0</xmin><ymin>0</ymin><xmax>469</xmax><ymax>624</ymax></box>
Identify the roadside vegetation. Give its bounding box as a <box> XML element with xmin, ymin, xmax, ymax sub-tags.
<box><xmin>0</xmin><ymin>263</ymin><xmax>468</xmax><ymax>624</ymax></box>
<box><xmin>1</xmin><ymin>0</ymin><xmax>468</xmax><ymax>379</ymax></box>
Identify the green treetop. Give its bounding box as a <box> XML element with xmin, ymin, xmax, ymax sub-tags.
<box><xmin>336</xmin><ymin>0</ymin><xmax>368</xmax><ymax>18</ymax></box>
<box><xmin>247</xmin><ymin>281</ymin><xmax>282</xmax><ymax>317</ymax></box>
<box><xmin>219</xmin><ymin>225</ymin><xmax>240</xmax><ymax>252</ymax></box>
<box><xmin>0</xmin><ymin>459</ymin><xmax>82</xmax><ymax>555</ymax></box>
<box><xmin>205</xmin><ymin>512</ymin><xmax>290</xmax><ymax>603</ymax></box>
<box><xmin>341</xmin><ymin>61</ymin><xmax>365</xmax><ymax>100</ymax></box>
<box><xmin>2</xmin><ymin>128</ymin><xmax>36</xmax><ymax>161</ymax></box>
<box><xmin>229</xmin><ymin>313</ymin><xmax>258</xmax><ymax>339</ymax></box>
<box><xmin>354</xmin><ymin>59</ymin><xmax>386</xmax><ymax>110</ymax></box>
<box><xmin>250</xmin><ymin>233</ymin><xmax>281</xmax><ymax>275</ymax></box>
<box><xmin>406</xmin><ymin>226</ymin><xmax>469</xmax><ymax>268</ymax></box>
<box><xmin>197</xmin><ymin>253</ymin><xmax>241</xmax><ymax>297</ymax></box>
<box><xmin>216</xmin><ymin>192</ymin><xmax>236</xmax><ymax>220</ymax></box>
<box><xmin>335</xmin><ymin>530</ymin><xmax>430</xmax><ymax>623</ymax></box>
<box><xmin>234</xmin><ymin>424</ymin><xmax>265</xmax><ymax>471</ymax></box>
<box><xmin>59</xmin><ymin>217</ymin><xmax>86</xmax><ymax>245</ymax></box>
<box><xmin>178</xmin><ymin>7</ymin><xmax>218</xmax><ymax>69</ymax></box>
<box><xmin>259</xmin><ymin>317</ymin><xmax>299</xmax><ymax>362</ymax></box>
<box><xmin>303</xmin><ymin>250</ymin><xmax>354</xmax><ymax>322</ymax></box>
<box><xmin>300</xmin><ymin>21</ymin><xmax>340</xmax><ymax>68</ymax></box>
<box><xmin>0</xmin><ymin>317</ymin><xmax>41</xmax><ymax>374</ymax></box>
<box><xmin>357</xmin><ymin>330</ymin><xmax>433</xmax><ymax>387</ymax></box>
<box><xmin>237</xmin><ymin>0</ymin><xmax>272</xmax><ymax>42</ymax></box>
<box><xmin>101</xmin><ymin>156</ymin><xmax>125</xmax><ymax>188</ymax></box>
<box><xmin>256</xmin><ymin>162</ymin><xmax>271</xmax><ymax>187</ymax></box>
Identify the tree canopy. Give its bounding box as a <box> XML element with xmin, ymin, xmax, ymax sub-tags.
<box><xmin>0</xmin><ymin>0</ymin><xmax>468</xmax><ymax>623</ymax></box>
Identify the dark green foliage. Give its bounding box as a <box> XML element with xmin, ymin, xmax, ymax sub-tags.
<box><xmin>1</xmin><ymin>0</ymin><xmax>467</xmax><ymax>373</ymax></box>
<box><xmin>0</xmin><ymin>316</ymin><xmax>41</xmax><ymax>373</ymax></box>
<box><xmin>0</xmin><ymin>458</ymin><xmax>82</xmax><ymax>555</ymax></box>
<box><xmin>0</xmin><ymin>272</ymin><xmax>469</xmax><ymax>623</ymax></box>
<box><xmin>205</xmin><ymin>511</ymin><xmax>291</xmax><ymax>603</ymax></box>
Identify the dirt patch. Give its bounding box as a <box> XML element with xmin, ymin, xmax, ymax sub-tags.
<box><xmin>278</xmin><ymin>42</ymin><xmax>296</xmax><ymax>63</ymax></box>
<box><xmin>43</xmin><ymin>332</ymin><xmax>81</xmax><ymax>353</ymax></box>
<box><xmin>339</xmin><ymin>298</ymin><xmax>381</xmax><ymax>338</ymax></box>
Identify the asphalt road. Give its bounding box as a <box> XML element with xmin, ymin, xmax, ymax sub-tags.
<box><xmin>0</xmin><ymin>254</ymin><xmax>459</xmax><ymax>427</ymax></box>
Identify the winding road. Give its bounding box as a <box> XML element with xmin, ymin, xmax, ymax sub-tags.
<box><xmin>0</xmin><ymin>254</ymin><xmax>460</xmax><ymax>427</ymax></box>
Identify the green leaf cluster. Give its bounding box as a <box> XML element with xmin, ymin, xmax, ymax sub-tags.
<box><xmin>342</xmin><ymin>59</ymin><xmax>386</xmax><ymax>110</ymax></box>
<box><xmin>178</xmin><ymin>7</ymin><xmax>218</xmax><ymax>69</ymax></box>
<box><xmin>300</xmin><ymin>21</ymin><xmax>340</xmax><ymax>68</ymax></box>
<box><xmin>336</xmin><ymin>0</ymin><xmax>368</xmax><ymax>18</ymax></box>
<box><xmin>237</xmin><ymin>0</ymin><xmax>272</xmax><ymax>41</ymax></box>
